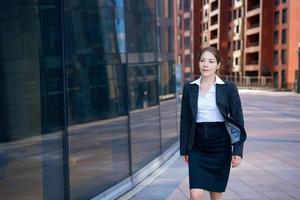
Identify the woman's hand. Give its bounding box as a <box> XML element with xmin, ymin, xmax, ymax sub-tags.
<box><xmin>182</xmin><ymin>155</ymin><xmax>189</xmax><ymax>163</ymax></box>
<box><xmin>231</xmin><ymin>155</ymin><xmax>242</xmax><ymax>167</ymax></box>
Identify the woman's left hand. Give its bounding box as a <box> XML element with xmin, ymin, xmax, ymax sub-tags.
<box><xmin>231</xmin><ymin>155</ymin><xmax>242</xmax><ymax>168</ymax></box>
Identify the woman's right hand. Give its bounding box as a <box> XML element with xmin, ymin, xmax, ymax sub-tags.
<box><xmin>182</xmin><ymin>155</ymin><xmax>188</xmax><ymax>163</ymax></box>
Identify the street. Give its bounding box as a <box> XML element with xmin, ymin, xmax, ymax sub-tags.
<box><xmin>129</xmin><ymin>89</ymin><xmax>300</xmax><ymax>200</ymax></box>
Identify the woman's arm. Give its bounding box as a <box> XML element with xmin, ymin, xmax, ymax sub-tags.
<box><xmin>229</xmin><ymin>82</ymin><xmax>245</xmax><ymax>158</ymax></box>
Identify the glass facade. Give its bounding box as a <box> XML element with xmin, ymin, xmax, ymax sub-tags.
<box><xmin>0</xmin><ymin>0</ymin><xmax>176</xmax><ymax>199</ymax></box>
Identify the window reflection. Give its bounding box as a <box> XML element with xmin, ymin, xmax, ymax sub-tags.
<box><xmin>0</xmin><ymin>1</ymin><xmax>64</xmax><ymax>199</ymax></box>
<box><xmin>128</xmin><ymin>65</ymin><xmax>159</xmax><ymax>110</ymax></box>
<box><xmin>126</xmin><ymin>0</ymin><xmax>157</xmax><ymax>52</ymax></box>
<box><xmin>0</xmin><ymin>0</ymin><xmax>177</xmax><ymax>199</ymax></box>
<box><xmin>128</xmin><ymin>64</ymin><xmax>161</xmax><ymax>173</ymax></box>
<box><xmin>64</xmin><ymin>0</ymin><xmax>130</xmax><ymax>198</ymax></box>
<box><xmin>157</xmin><ymin>0</ymin><xmax>177</xmax><ymax>152</ymax></box>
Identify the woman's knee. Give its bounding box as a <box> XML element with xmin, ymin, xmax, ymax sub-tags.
<box><xmin>190</xmin><ymin>189</ymin><xmax>204</xmax><ymax>200</ymax></box>
<box><xmin>209</xmin><ymin>191</ymin><xmax>223</xmax><ymax>200</ymax></box>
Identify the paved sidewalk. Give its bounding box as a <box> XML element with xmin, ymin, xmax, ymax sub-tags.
<box><xmin>125</xmin><ymin>90</ymin><xmax>300</xmax><ymax>200</ymax></box>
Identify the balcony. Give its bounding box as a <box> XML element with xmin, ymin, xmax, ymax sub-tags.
<box><xmin>246</xmin><ymin>52</ymin><xmax>259</xmax><ymax>65</ymax></box>
<box><xmin>210</xmin><ymin>15</ymin><xmax>218</xmax><ymax>26</ymax></box>
<box><xmin>246</xmin><ymin>33</ymin><xmax>259</xmax><ymax>47</ymax></box>
<box><xmin>247</xmin><ymin>14</ymin><xmax>260</xmax><ymax>29</ymax></box>
<box><xmin>210</xmin><ymin>29</ymin><xmax>218</xmax><ymax>40</ymax></box>
<box><xmin>247</xmin><ymin>0</ymin><xmax>260</xmax><ymax>12</ymax></box>
<box><xmin>211</xmin><ymin>1</ymin><xmax>218</xmax><ymax>12</ymax></box>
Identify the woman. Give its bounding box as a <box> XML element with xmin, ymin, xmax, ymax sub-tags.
<box><xmin>180</xmin><ymin>46</ymin><xmax>247</xmax><ymax>200</ymax></box>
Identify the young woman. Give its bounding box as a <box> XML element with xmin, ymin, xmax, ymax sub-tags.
<box><xmin>180</xmin><ymin>46</ymin><xmax>247</xmax><ymax>200</ymax></box>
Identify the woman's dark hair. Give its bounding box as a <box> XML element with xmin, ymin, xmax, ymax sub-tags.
<box><xmin>198</xmin><ymin>46</ymin><xmax>221</xmax><ymax>64</ymax></box>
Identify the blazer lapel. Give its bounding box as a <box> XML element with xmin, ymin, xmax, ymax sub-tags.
<box><xmin>216</xmin><ymin>83</ymin><xmax>227</xmax><ymax>116</ymax></box>
<box><xmin>189</xmin><ymin>84</ymin><xmax>199</xmax><ymax>120</ymax></box>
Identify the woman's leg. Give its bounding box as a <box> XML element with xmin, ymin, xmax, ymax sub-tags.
<box><xmin>209</xmin><ymin>192</ymin><xmax>223</xmax><ymax>200</ymax></box>
<box><xmin>190</xmin><ymin>189</ymin><xmax>204</xmax><ymax>200</ymax></box>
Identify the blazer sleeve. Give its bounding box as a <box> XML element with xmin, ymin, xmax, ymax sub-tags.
<box><xmin>229</xmin><ymin>82</ymin><xmax>245</xmax><ymax>157</ymax></box>
<box><xmin>180</xmin><ymin>83</ymin><xmax>191</xmax><ymax>156</ymax></box>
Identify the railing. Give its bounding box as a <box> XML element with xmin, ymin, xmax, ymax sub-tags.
<box><xmin>220</xmin><ymin>75</ymin><xmax>274</xmax><ymax>88</ymax></box>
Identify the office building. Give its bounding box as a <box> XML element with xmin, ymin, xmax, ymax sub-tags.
<box><xmin>193</xmin><ymin>0</ymin><xmax>300</xmax><ymax>90</ymax></box>
<box><xmin>0</xmin><ymin>0</ymin><xmax>177</xmax><ymax>199</ymax></box>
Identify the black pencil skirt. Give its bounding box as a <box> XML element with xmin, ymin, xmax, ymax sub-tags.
<box><xmin>188</xmin><ymin>122</ymin><xmax>232</xmax><ymax>192</ymax></box>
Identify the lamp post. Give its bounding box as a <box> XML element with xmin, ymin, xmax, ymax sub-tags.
<box><xmin>298</xmin><ymin>42</ymin><xmax>300</xmax><ymax>93</ymax></box>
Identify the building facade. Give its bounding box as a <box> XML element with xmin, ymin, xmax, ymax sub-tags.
<box><xmin>192</xmin><ymin>0</ymin><xmax>300</xmax><ymax>90</ymax></box>
<box><xmin>0</xmin><ymin>0</ymin><xmax>177</xmax><ymax>199</ymax></box>
<box><xmin>273</xmin><ymin>0</ymin><xmax>300</xmax><ymax>90</ymax></box>
<box><xmin>174</xmin><ymin>0</ymin><xmax>194</xmax><ymax>82</ymax></box>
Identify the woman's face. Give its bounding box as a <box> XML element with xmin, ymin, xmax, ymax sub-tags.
<box><xmin>199</xmin><ymin>51</ymin><xmax>220</xmax><ymax>78</ymax></box>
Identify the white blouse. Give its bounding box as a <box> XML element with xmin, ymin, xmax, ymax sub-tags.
<box><xmin>190</xmin><ymin>76</ymin><xmax>225</xmax><ymax>123</ymax></box>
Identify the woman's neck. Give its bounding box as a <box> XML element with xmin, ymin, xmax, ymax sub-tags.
<box><xmin>201</xmin><ymin>75</ymin><xmax>216</xmax><ymax>86</ymax></box>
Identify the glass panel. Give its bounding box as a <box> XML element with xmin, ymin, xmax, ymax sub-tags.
<box><xmin>125</xmin><ymin>0</ymin><xmax>157</xmax><ymax>52</ymax></box>
<box><xmin>156</xmin><ymin>0</ymin><xmax>177</xmax><ymax>152</ymax></box>
<box><xmin>0</xmin><ymin>1</ymin><xmax>64</xmax><ymax>199</ymax></box>
<box><xmin>128</xmin><ymin>64</ymin><xmax>161</xmax><ymax>173</ymax></box>
<box><xmin>282</xmin><ymin>8</ymin><xmax>287</xmax><ymax>23</ymax></box>
<box><xmin>282</xmin><ymin>29</ymin><xmax>287</xmax><ymax>44</ymax></box>
<box><xmin>281</xmin><ymin>49</ymin><xmax>286</xmax><ymax>64</ymax></box>
<box><xmin>159</xmin><ymin>62</ymin><xmax>177</xmax><ymax>152</ymax></box>
<box><xmin>64</xmin><ymin>0</ymin><xmax>130</xmax><ymax>199</ymax></box>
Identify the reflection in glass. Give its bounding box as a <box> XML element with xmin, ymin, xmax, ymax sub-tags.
<box><xmin>64</xmin><ymin>0</ymin><xmax>130</xmax><ymax>199</ymax></box>
<box><xmin>157</xmin><ymin>0</ymin><xmax>177</xmax><ymax>152</ymax></box>
<box><xmin>128</xmin><ymin>65</ymin><xmax>159</xmax><ymax>110</ymax></box>
<box><xmin>0</xmin><ymin>1</ymin><xmax>64</xmax><ymax>199</ymax></box>
<box><xmin>159</xmin><ymin>62</ymin><xmax>177</xmax><ymax>152</ymax></box>
<box><xmin>125</xmin><ymin>0</ymin><xmax>157</xmax><ymax>52</ymax></box>
<box><xmin>128</xmin><ymin>64</ymin><xmax>161</xmax><ymax>173</ymax></box>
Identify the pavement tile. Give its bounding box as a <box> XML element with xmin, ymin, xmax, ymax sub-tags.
<box><xmin>126</xmin><ymin>91</ymin><xmax>300</xmax><ymax>200</ymax></box>
<box><xmin>166</xmin><ymin>188</ymin><xmax>188</xmax><ymax>200</ymax></box>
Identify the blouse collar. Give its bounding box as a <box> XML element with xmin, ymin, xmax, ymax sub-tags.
<box><xmin>190</xmin><ymin>75</ymin><xmax>225</xmax><ymax>86</ymax></box>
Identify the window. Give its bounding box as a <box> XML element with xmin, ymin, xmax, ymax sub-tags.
<box><xmin>238</xmin><ymin>8</ymin><xmax>242</xmax><ymax>18</ymax></box>
<box><xmin>282</xmin><ymin>29</ymin><xmax>287</xmax><ymax>44</ymax></box>
<box><xmin>274</xmin><ymin>31</ymin><xmax>279</xmax><ymax>44</ymax></box>
<box><xmin>274</xmin><ymin>11</ymin><xmax>279</xmax><ymax>25</ymax></box>
<box><xmin>273</xmin><ymin>51</ymin><xmax>278</xmax><ymax>65</ymax></box>
<box><xmin>282</xmin><ymin>8</ymin><xmax>287</xmax><ymax>23</ymax></box>
<box><xmin>184</xmin><ymin>0</ymin><xmax>190</xmax><ymax>11</ymax></box>
<box><xmin>184</xmin><ymin>18</ymin><xmax>190</xmax><ymax>30</ymax></box>
<box><xmin>236</xmin><ymin>25</ymin><xmax>240</xmax><ymax>33</ymax></box>
<box><xmin>185</xmin><ymin>55</ymin><xmax>191</xmax><ymax>66</ymax></box>
<box><xmin>184</xmin><ymin>37</ymin><xmax>190</xmax><ymax>49</ymax></box>
<box><xmin>237</xmin><ymin>40</ymin><xmax>241</xmax><ymax>50</ymax></box>
<box><xmin>281</xmin><ymin>49</ymin><xmax>286</xmax><ymax>64</ymax></box>
<box><xmin>235</xmin><ymin>57</ymin><xmax>239</xmax><ymax>65</ymax></box>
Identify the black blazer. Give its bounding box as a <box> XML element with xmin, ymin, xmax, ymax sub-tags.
<box><xmin>179</xmin><ymin>80</ymin><xmax>247</xmax><ymax>157</ymax></box>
